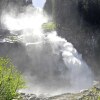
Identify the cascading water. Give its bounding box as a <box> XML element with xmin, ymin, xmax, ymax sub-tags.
<box><xmin>1</xmin><ymin>5</ymin><xmax>93</xmax><ymax>96</ymax></box>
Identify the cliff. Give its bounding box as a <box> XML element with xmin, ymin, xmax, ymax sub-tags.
<box><xmin>44</xmin><ymin>0</ymin><xmax>100</xmax><ymax>78</ymax></box>
<box><xmin>0</xmin><ymin>0</ymin><xmax>33</xmax><ymax>36</ymax></box>
<box><xmin>0</xmin><ymin>0</ymin><xmax>33</xmax><ymax>72</ymax></box>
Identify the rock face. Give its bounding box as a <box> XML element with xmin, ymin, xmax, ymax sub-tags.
<box><xmin>26</xmin><ymin>0</ymin><xmax>32</xmax><ymax>5</ymax></box>
<box><xmin>18</xmin><ymin>93</ymin><xmax>48</xmax><ymax>100</ymax></box>
<box><xmin>44</xmin><ymin>0</ymin><xmax>100</xmax><ymax>78</ymax></box>
<box><xmin>0</xmin><ymin>0</ymin><xmax>27</xmax><ymax>15</ymax></box>
<box><xmin>0</xmin><ymin>0</ymin><xmax>33</xmax><ymax>36</ymax></box>
<box><xmin>78</xmin><ymin>0</ymin><xmax>100</xmax><ymax>25</ymax></box>
<box><xmin>0</xmin><ymin>40</ymin><xmax>33</xmax><ymax>73</ymax></box>
<box><xmin>0</xmin><ymin>0</ymin><xmax>33</xmax><ymax>65</ymax></box>
<box><xmin>0</xmin><ymin>0</ymin><xmax>31</xmax><ymax>9</ymax></box>
<box><xmin>44</xmin><ymin>0</ymin><xmax>53</xmax><ymax>16</ymax></box>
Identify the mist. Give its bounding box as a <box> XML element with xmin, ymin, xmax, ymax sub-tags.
<box><xmin>0</xmin><ymin>0</ymin><xmax>94</xmax><ymax>96</ymax></box>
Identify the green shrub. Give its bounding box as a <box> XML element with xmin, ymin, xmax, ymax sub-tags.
<box><xmin>0</xmin><ymin>57</ymin><xmax>25</xmax><ymax>100</ymax></box>
<box><xmin>42</xmin><ymin>22</ymin><xmax>56</xmax><ymax>32</ymax></box>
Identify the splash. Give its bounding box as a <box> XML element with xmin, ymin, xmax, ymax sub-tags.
<box><xmin>1</xmin><ymin>7</ymin><xmax>93</xmax><ymax>96</ymax></box>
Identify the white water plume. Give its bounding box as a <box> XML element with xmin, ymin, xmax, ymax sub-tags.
<box><xmin>1</xmin><ymin>7</ymin><xmax>93</xmax><ymax>96</ymax></box>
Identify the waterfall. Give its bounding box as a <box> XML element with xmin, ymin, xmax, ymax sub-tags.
<box><xmin>1</xmin><ymin>6</ymin><xmax>93</xmax><ymax>96</ymax></box>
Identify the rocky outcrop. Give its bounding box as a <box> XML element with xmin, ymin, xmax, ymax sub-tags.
<box><xmin>44</xmin><ymin>0</ymin><xmax>100</xmax><ymax>78</ymax></box>
<box><xmin>0</xmin><ymin>0</ymin><xmax>33</xmax><ymax>37</ymax></box>
<box><xmin>15</xmin><ymin>83</ymin><xmax>100</xmax><ymax>100</ymax></box>
<box><xmin>0</xmin><ymin>0</ymin><xmax>31</xmax><ymax>10</ymax></box>
<box><xmin>0</xmin><ymin>40</ymin><xmax>33</xmax><ymax>72</ymax></box>
<box><xmin>78</xmin><ymin>0</ymin><xmax>100</xmax><ymax>25</ymax></box>
<box><xmin>44</xmin><ymin>0</ymin><xmax>52</xmax><ymax>16</ymax></box>
<box><xmin>0</xmin><ymin>0</ymin><xmax>27</xmax><ymax>15</ymax></box>
<box><xmin>49</xmin><ymin>87</ymin><xmax>100</xmax><ymax>100</ymax></box>
<box><xmin>26</xmin><ymin>0</ymin><xmax>32</xmax><ymax>5</ymax></box>
<box><xmin>17</xmin><ymin>93</ymin><xmax>48</xmax><ymax>100</ymax></box>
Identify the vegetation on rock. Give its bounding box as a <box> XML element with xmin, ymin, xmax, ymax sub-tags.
<box><xmin>5</xmin><ymin>35</ymin><xmax>19</xmax><ymax>43</ymax></box>
<box><xmin>42</xmin><ymin>22</ymin><xmax>56</xmax><ymax>32</ymax></box>
<box><xmin>49</xmin><ymin>86</ymin><xmax>100</xmax><ymax>100</ymax></box>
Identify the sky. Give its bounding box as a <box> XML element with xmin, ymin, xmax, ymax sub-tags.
<box><xmin>32</xmin><ymin>0</ymin><xmax>46</xmax><ymax>8</ymax></box>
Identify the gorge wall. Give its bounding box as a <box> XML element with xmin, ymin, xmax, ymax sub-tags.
<box><xmin>0</xmin><ymin>0</ymin><xmax>32</xmax><ymax>36</ymax></box>
<box><xmin>44</xmin><ymin>0</ymin><xmax>100</xmax><ymax>78</ymax></box>
<box><xmin>0</xmin><ymin>0</ymin><xmax>33</xmax><ymax>72</ymax></box>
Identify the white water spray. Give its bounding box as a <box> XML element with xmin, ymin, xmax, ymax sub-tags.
<box><xmin>2</xmin><ymin>7</ymin><xmax>93</xmax><ymax>96</ymax></box>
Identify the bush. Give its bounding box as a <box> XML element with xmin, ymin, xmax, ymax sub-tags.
<box><xmin>42</xmin><ymin>22</ymin><xmax>56</xmax><ymax>32</ymax></box>
<box><xmin>0</xmin><ymin>57</ymin><xmax>25</xmax><ymax>100</ymax></box>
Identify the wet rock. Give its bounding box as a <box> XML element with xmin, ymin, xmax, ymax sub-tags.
<box><xmin>19</xmin><ymin>93</ymin><xmax>48</xmax><ymax>100</ymax></box>
<box><xmin>16</xmin><ymin>85</ymin><xmax>100</xmax><ymax>100</ymax></box>
<box><xmin>48</xmin><ymin>86</ymin><xmax>100</xmax><ymax>100</ymax></box>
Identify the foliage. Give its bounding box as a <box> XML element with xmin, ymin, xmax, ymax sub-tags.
<box><xmin>6</xmin><ymin>35</ymin><xmax>19</xmax><ymax>43</ymax></box>
<box><xmin>79</xmin><ymin>87</ymin><xmax>100</xmax><ymax>100</ymax></box>
<box><xmin>42</xmin><ymin>22</ymin><xmax>56</xmax><ymax>32</ymax></box>
<box><xmin>0</xmin><ymin>57</ymin><xmax>25</xmax><ymax>100</ymax></box>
